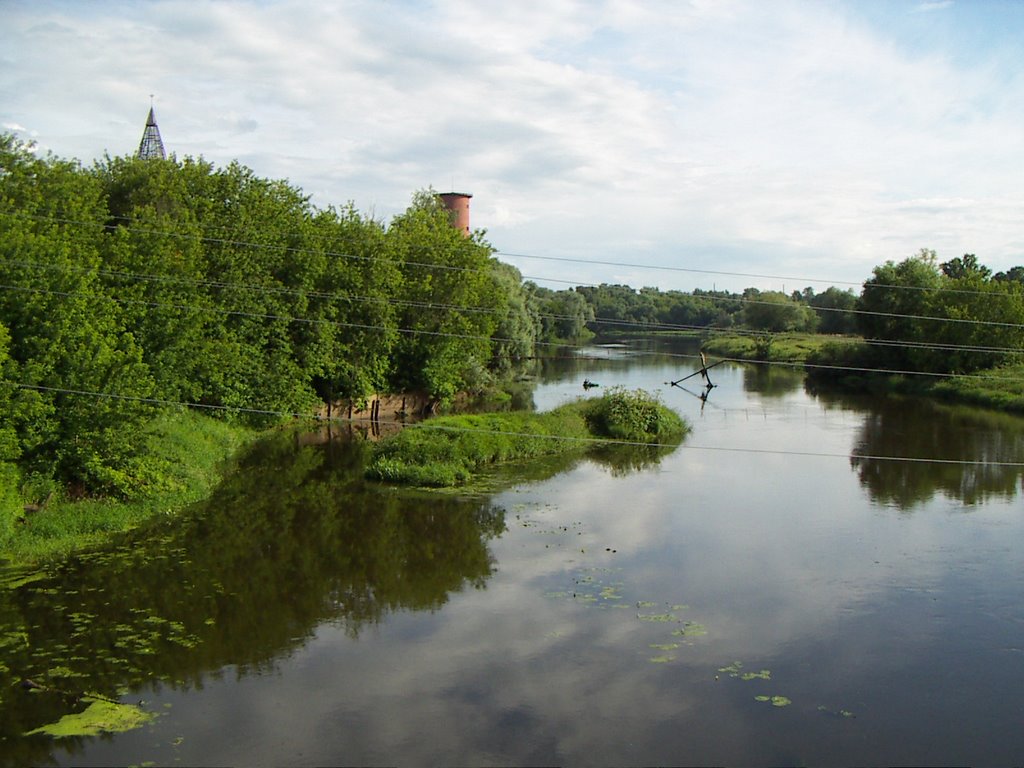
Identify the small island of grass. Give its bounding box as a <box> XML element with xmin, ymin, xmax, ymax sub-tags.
<box><xmin>366</xmin><ymin>387</ymin><xmax>688</xmax><ymax>487</ymax></box>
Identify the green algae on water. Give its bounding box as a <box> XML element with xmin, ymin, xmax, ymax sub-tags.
<box><xmin>24</xmin><ymin>695</ymin><xmax>155</xmax><ymax>737</ymax></box>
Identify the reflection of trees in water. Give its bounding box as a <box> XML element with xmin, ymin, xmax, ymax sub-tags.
<box><xmin>0</xmin><ymin>430</ymin><xmax>506</xmax><ymax>764</ymax></box>
<box><xmin>848</xmin><ymin>397</ymin><xmax>1024</xmax><ymax>509</ymax></box>
<box><xmin>586</xmin><ymin>443</ymin><xmax>681</xmax><ymax>477</ymax></box>
<box><xmin>1</xmin><ymin>417</ymin><xmax>687</xmax><ymax>763</ymax></box>
<box><xmin>536</xmin><ymin>337</ymin><xmax>702</xmax><ymax>385</ymax></box>
<box><xmin>742</xmin><ymin>364</ymin><xmax>804</xmax><ymax>398</ymax></box>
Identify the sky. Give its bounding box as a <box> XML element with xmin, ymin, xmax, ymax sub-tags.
<box><xmin>2</xmin><ymin>0</ymin><xmax>1022</xmax><ymax>294</ymax></box>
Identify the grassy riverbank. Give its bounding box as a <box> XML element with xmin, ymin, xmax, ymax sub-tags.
<box><xmin>703</xmin><ymin>331</ymin><xmax>1024</xmax><ymax>413</ymax></box>
<box><xmin>366</xmin><ymin>387</ymin><xmax>687</xmax><ymax>487</ymax></box>
<box><xmin>2</xmin><ymin>388</ymin><xmax>686</xmax><ymax>566</ymax></box>
<box><xmin>701</xmin><ymin>331</ymin><xmax>837</xmax><ymax>363</ymax></box>
<box><xmin>0</xmin><ymin>410</ymin><xmax>255</xmax><ymax>566</ymax></box>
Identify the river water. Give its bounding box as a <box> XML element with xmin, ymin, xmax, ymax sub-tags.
<box><xmin>2</xmin><ymin>337</ymin><xmax>1024</xmax><ymax>767</ymax></box>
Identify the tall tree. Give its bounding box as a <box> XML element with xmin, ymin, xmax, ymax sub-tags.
<box><xmin>0</xmin><ymin>134</ymin><xmax>155</xmax><ymax>494</ymax></box>
<box><xmin>385</xmin><ymin>191</ymin><xmax>499</xmax><ymax>401</ymax></box>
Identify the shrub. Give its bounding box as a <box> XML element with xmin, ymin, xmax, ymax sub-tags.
<box><xmin>583</xmin><ymin>387</ymin><xmax>685</xmax><ymax>443</ymax></box>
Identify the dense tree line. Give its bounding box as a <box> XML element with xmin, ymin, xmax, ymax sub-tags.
<box><xmin>835</xmin><ymin>248</ymin><xmax>1024</xmax><ymax>375</ymax></box>
<box><xmin>2</xmin><ymin>133</ymin><xmax>1020</xmax><ymax>505</ymax></box>
<box><xmin>568</xmin><ymin>282</ymin><xmax>857</xmax><ymax>335</ymax></box>
<box><xmin>0</xmin><ymin>136</ymin><xmax>535</xmax><ymax>499</ymax></box>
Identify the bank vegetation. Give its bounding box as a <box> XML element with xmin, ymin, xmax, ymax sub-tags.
<box><xmin>3</xmin><ymin>134</ymin><xmax>1022</xmax><ymax>561</ymax></box>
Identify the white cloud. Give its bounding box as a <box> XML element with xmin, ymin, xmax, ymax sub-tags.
<box><xmin>1</xmin><ymin>0</ymin><xmax>1021</xmax><ymax>291</ymax></box>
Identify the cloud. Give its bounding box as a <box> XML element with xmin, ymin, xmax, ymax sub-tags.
<box><xmin>914</xmin><ymin>0</ymin><xmax>954</xmax><ymax>12</ymax></box>
<box><xmin>1</xmin><ymin>0</ymin><xmax>1021</xmax><ymax>291</ymax></box>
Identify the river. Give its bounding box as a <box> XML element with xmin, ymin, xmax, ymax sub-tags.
<box><xmin>2</xmin><ymin>336</ymin><xmax>1023</xmax><ymax>767</ymax></box>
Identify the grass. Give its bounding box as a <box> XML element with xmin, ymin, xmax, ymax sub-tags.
<box><xmin>366</xmin><ymin>387</ymin><xmax>687</xmax><ymax>487</ymax></box>
<box><xmin>0</xmin><ymin>409</ymin><xmax>255</xmax><ymax>566</ymax></box>
<box><xmin>702</xmin><ymin>331</ymin><xmax>840</xmax><ymax>363</ymax></box>
<box><xmin>929</xmin><ymin>361</ymin><xmax>1024</xmax><ymax>413</ymax></box>
<box><xmin>705</xmin><ymin>331</ymin><xmax>1024</xmax><ymax>413</ymax></box>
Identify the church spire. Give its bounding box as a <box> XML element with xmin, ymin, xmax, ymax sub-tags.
<box><xmin>137</xmin><ymin>102</ymin><xmax>166</xmax><ymax>160</ymax></box>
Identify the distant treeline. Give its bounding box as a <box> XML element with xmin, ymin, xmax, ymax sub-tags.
<box><xmin>2</xmin><ymin>133</ymin><xmax>1022</xmax><ymax>500</ymax></box>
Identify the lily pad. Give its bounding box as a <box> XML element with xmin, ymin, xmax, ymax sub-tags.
<box><xmin>672</xmin><ymin>622</ymin><xmax>707</xmax><ymax>638</ymax></box>
<box><xmin>717</xmin><ymin>661</ymin><xmax>770</xmax><ymax>679</ymax></box>
<box><xmin>754</xmin><ymin>695</ymin><xmax>791</xmax><ymax>707</ymax></box>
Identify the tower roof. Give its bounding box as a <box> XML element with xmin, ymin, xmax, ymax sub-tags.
<box><xmin>137</xmin><ymin>106</ymin><xmax>166</xmax><ymax>160</ymax></box>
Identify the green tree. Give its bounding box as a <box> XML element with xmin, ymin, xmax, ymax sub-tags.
<box><xmin>488</xmin><ymin>261</ymin><xmax>539</xmax><ymax>372</ymax></box>
<box><xmin>385</xmin><ymin>191</ymin><xmax>499</xmax><ymax>401</ymax></box>
<box><xmin>742</xmin><ymin>290</ymin><xmax>817</xmax><ymax>332</ymax></box>
<box><xmin>92</xmin><ymin>154</ymin><xmax>213</xmax><ymax>403</ymax></box>
<box><xmin>305</xmin><ymin>203</ymin><xmax>399</xmax><ymax>405</ymax></box>
<box><xmin>0</xmin><ymin>134</ymin><xmax>156</xmax><ymax>495</ymax></box>
<box><xmin>857</xmin><ymin>250</ymin><xmax>944</xmax><ymax>369</ymax></box>
<box><xmin>933</xmin><ymin>255</ymin><xmax>1024</xmax><ymax>372</ymax></box>
<box><xmin>940</xmin><ymin>253</ymin><xmax>990</xmax><ymax>280</ymax></box>
<box><xmin>0</xmin><ymin>322</ymin><xmax>23</xmax><ymax>543</ymax></box>
<box><xmin>531</xmin><ymin>285</ymin><xmax>595</xmax><ymax>344</ymax></box>
<box><xmin>809</xmin><ymin>286</ymin><xmax>858</xmax><ymax>335</ymax></box>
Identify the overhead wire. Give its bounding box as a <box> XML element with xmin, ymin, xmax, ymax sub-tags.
<box><xmin>4</xmin><ymin>208</ymin><xmax>1022</xmax><ymax>302</ymax></box>
<box><xmin>4</xmin><ymin>210</ymin><xmax>1022</xmax><ymax>350</ymax></box>
<box><xmin>3</xmin><ymin>211</ymin><xmax>1023</xmax><ymax>467</ymax></box>
<box><xmin>1</xmin><ymin>280</ymin><xmax>1021</xmax><ymax>384</ymax></box>
<box><xmin>13</xmin><ymin>383</ymin><xmax>1024</xmax><ymax>469</ymax></box>
<box><xmin>1</xmin><ymin>250</ymin><xmax>1023</xmax><ymax>361</ymax></box>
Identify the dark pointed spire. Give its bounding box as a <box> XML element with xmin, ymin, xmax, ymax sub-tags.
<box><xmin>137</xmin><ymin>103</ymin><xmax>166</xmax><ymax>160</ymax></box>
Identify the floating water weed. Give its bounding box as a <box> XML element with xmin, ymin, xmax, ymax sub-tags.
<box><xmin>755</xmin><ymin>695</ymin><xmax>791</xmax><ymax>707</ymax></box>
<box><xmin>24</xmin><ymin>695</ymin><xmax>155</xmax><ymax>737</ymax></box>
<box><xmin>637</xmin><ymin>613</ymin><xmax>678</xmax><ymax>622</ymax></box>
<box><xmin>818</xmin><ymin>705</ymin><xmax>856</xmax><ymax>718</ymax></box>
<box><xmin>717</xmin><ymin>661</ymin><xmax>770</xmax><ymax>680</ymax></box>
<box><xmin>672</xmin><ymin>622</ymin><xmax>707</xmax><ymax>638</ymax></box>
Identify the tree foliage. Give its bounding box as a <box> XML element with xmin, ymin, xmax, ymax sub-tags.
<box><xmin>3</xmin><ymin>130</ymin><xmax>1019</xmax><ymax>499</ymax></box>
<box><xmin>0</xmin><ymin>136</ymin><xmax>534</xmax><ymax>497</ymax></box>
<box><xmin>856</xmin><ymin>249</ymin><xmax>1024</xmax><ymax>374</ymax></box>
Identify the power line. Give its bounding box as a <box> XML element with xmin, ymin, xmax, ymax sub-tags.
<box><xmin>2</xmin><ymin>255</ymin><xmax>1023</xmax><ymax>360</ymax></box>
<box><xmin>13</xmin><ymin>383</ymin><xmax>1024</xmax><ymax>469</ymax></box>
<box><xmin>6</xmin><ymin>210</ymin><xmax>1023</xmax><ymax>338</ymax></box>
<box><xmin>2</xmin><ymin>281</ymin><xmax>1021</xmax><ymax>383</ymax></box>
<box><xmin>4</xmin><ymin>208</ymin><xmax>1021</xmax><ymax>302</ymax></box>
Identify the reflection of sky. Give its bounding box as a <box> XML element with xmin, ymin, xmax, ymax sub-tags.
<box><xmin>64</xmin><ymin>361</ymin><xmax>1024</xmax><ymax>767</ymax></box>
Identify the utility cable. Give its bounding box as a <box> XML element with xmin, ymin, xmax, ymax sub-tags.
<box><xmin>1</xmin><ymin>281</ymin><xmax>1022</xmax><ymax>383</ymax></box>
<box><xmin>4</xmin><ymin>208</ymin><xmax>1021</xmax><ymax>302</ymax></box>
<box><xmin>12</xmin><ymin>382</ymin><xmax>1024</xmax><ymax>469</ymax></box>
<box><xmin>2</xmin><ymin>255</ymin><xmax>1023</xmax><ymax>358</ymax></box>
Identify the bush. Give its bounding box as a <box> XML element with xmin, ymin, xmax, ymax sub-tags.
<box><xmin>583</xmin><ymin>387</ymin><xmax>685</xmax><ymax>443</ymax></box>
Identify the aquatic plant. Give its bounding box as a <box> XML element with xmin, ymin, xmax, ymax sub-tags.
<box><xmin>24</xmin><ymin>695</ymin><xmax>155</xmax><ymax>737</ymax></box>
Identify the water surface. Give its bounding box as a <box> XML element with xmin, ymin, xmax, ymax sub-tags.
<box><xmin>3</xmin><ymin>337</ymin><xmax>1023</xmax><ymax>766</ymax></box>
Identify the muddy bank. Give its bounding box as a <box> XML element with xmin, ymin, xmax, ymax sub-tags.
<box><xmin>318</xmin><ymin>392</ymin><xmax>439</xmax><ymax>424</ymax></box>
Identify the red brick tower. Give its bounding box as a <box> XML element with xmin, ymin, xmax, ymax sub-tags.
<box><xmin>438</xmin><ymin>192</ymin><xmax>472</xmax><ymax>236</ymax></box>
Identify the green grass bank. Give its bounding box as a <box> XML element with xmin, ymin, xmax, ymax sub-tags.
<box><xmin>702</xmin><ymin>331</ymin><xmax>1024</xmax><ymax>413</ymax></box>
<box><xmin>366</xmin><ymin>387</ymin><xmax>688</xmax><ymax>487</ymax></box>
<box><xmin>0</xmin><ymin>409</ymin><xmax>255</xmax><ymax>566</ymax></box>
